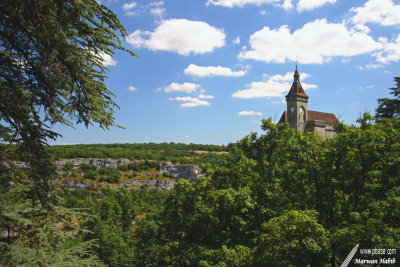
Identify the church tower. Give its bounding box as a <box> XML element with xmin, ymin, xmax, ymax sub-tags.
<box><xmin>285</xmin><ymin>66</ymin><xmax>309</xmax><ymax>132</ymax></box>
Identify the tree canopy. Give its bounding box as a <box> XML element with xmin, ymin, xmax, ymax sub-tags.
<box><xmin>138</xmin><ymin>115</ymin><xmax>399</xmax><ymax>266</ymax></box>
<box><xmin>0</xmin><ymin>0</ymin><xmax>136</xmax><ymax>265</ymax></box>
<box><xmin>1</xmin><ymin>0</ymin><xmax>137</xmax><ymax>142</ymax></box>
<box><xmin>1</xmin><ymin>0</ymin><xmax>137</xmax><ymax>201</ymax></box>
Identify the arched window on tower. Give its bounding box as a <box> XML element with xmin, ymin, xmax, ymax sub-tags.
<box><xmin>299</xmin><ymin>106</ymin><xmax>305</xmax><ymax>122</ymax></box>
<box><xmin>290</xmin><ymin>106</ymin><xmax>295</xmax><ymax>121</ymax></box>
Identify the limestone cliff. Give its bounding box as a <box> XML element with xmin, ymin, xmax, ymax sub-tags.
<box><xmin>56</xmin><ymin>179</ymin><xmax>175</xmax><ymax>191</ymax></box>
<box><xmin>158</xmin><ymin>162</ymin><xmax>202</xmax><ymax>182</ymax></box>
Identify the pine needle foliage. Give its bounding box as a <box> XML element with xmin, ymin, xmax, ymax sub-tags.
<box><xmin>1</xmin><ymin>179</ymin><xmax>104</xmax><ymax>266</ymax></box>
<box><xmin>376</xmin><ymin>77</ymin><xmax>400</xmax><ymax>120</ymax></box>
<box><xmin>0</xmin><ymin>0</ymin><xmax>136</xmax><ymax>265</ymax></box>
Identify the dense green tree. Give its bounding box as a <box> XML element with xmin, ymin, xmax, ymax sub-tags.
<box><xmin>255</xmin><ymin>210</ymin><xmax>329</xmax><ymax>267</ymax></box>
<box><xmin>141</xmin><ymin>115</ymin><xmax>399</xmax><ymax>266</ymax></box>
<box><xmin>84</xmin><ymin>169</ymin><xmax>98</xmax><ymax>180</ymax></box>
<box><xmin>0</xmin><ymin>0</ymin><xmax>136</xmax><ymax>190</ymax></box>
<box><xmin>80</xmin><ymin>163</ymin><xmax>98</xmax><ymax>172</ymax></box>
<box><xmin>0</xmin><ymin>0</ymin><xmax>136</xmax><ymax>265</ymax></box>
<box><xmin>70</xmin><ymin>188</ymin><xmax>168</xmax><ymax>266</ymax></box>
<box><xmin>99</xmin><ymin>167</ymin><xmax>120</xmax><ymax>183</ymax></box>
<box><xmin>376</xmin><ymin>77</ymin><xmax>400</xmax><ymax>120</ymax></box>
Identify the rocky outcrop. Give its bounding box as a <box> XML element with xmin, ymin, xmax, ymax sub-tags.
<box><xmin>56</xmin><ymin>179</ymin><xmax>175</xmax><ymax>191</ymax></box>
<box><xmin>158</xmin><ymin>162</ymin><xmax>201</xmax><ymax>182</ymax></box>
<box><xmin>5</xmin><ymin>158</ymin><xmax>130</xmax><ymax>169</ymax></box>
<box><xmin>119</xmin><ymin>180</ymin><xmax>175</xmax><ymax>190</ymax></box>
<box><xmin>56</xmin><ymin>159</ymin><xmax>203</xmax><ymax>182</ymax></box>
<box><xmin>55</xmin><ymin>158</ymin><xmax>131</xmax><ymax>169</ymax></box>
<box><xmin>5</xmin><ymin>159</ymin><xmax>203</xmax><ymax>188</ymax></box>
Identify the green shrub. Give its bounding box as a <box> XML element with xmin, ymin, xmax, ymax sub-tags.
<box><xmin>84</xmin><ymin>170</ymin><xmax>98</xmax><ymax>180</ymax></box>
<box><xmin>162</xmin><ymin>172</ymin><xmax>174</xmax><ymax>179</ymax></box>
<box><xmin>80</xmin><ymin>163</ymin><xmax>97</xmax><ymax>172</ymax></box>
<box><xmin>62</xmin><ymin>163</ymin><xmax>73</xmax><ymax>171</ymax></box>
<box><xmin>99</xmin><ymin>168</ymin><xmax>121</xmax><ymax>183</ymax></box>
<box><xmin>118</xmin><ymin>164</ymin><xmax>128</xmax><ymax>171</ymax></box>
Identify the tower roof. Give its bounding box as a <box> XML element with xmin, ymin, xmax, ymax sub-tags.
<box><xmin>285</xmin><ymin>66</ymin><xmax>308</xmax><ymax>99</ymax></box>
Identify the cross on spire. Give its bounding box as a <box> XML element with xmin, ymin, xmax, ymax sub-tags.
<box><xmin>294</xmin><ymin>64</ymin><xmax>300</xmax><ymax>82</ymax></box>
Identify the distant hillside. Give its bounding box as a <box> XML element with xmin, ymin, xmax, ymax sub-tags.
<box><xmin>46</xmin><ymin>142</ymin><xmax>229</xmax><ymax>165</ymax></box>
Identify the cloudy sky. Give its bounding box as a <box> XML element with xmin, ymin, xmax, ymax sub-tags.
<box><xmin>52</xmin><ymin>0</ymin><xmax>400</xmax><ymax>145</ymax></box>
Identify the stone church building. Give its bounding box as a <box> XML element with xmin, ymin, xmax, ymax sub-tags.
<box><xmin>279</xmin><ymin>67</ymin><xmax>339</xmax><ymax>138</ymax></box>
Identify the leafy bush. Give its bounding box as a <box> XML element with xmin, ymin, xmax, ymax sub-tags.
<box><xmin>84</xmin><ymin>170</ymin><xmax>98</xmax><ymax>180</ymax></box>
<box><xmin>162</xmin><ymin>172</ymin><xmax>174</xmax><ymax>179</ymax></box>
<box><xmin>117</xmin><ymin>164</ymin><xmax>128</xmax><ymax>171</ymax></box>
<box><xmin>99</xmin><ymin>168</ymin><xmax>121</xmax><ymax>183</ymax></box>
<box><xmin>80</xmin><ymin>163</ymin><xmax>97</xmax><ymax>172</ymax></box>
<box><xmin>62</xmin><ymin>163</ymin><xmax>73</xmax><ymax>171</ymax></box>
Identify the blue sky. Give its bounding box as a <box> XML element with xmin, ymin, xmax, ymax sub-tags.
<box><xmin>51</xmin><ymin>0</ymin><xmax>400</xmax><ymax>145</ymax></box>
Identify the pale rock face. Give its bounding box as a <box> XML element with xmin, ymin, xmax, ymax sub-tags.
<box><xmin>55</xmin><ymin>179</ymin><xmax>175</xmax><ymax>191</ymax></box>
<box><xmin>158</xmin><ymin>162</ymin><xmax>202</xmax><ymax>182</ymax></box>
<box><xmin>8</xmin><ymin>159</ymin><xmax>202</xmax><ymax>190</ymax></box>
<box><xmin>55</xmin><ymin>158</ymin><xmax>126</xmax><ymax>169</ymax></box>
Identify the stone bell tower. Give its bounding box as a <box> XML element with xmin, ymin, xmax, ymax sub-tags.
<box><xmin>285</xmin><ymin>66</ymin><xmax>309</xmax><ymax>132</ymax></box>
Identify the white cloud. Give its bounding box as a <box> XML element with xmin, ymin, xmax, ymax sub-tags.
<box><xmin>232</xmin><ymin>71</ymin><xmax>316</xmax><ymax>99</ymax></box>
<box><xmin>351</xmin><ymin>0</ymin><xmax>400</xmax><ymax>26</ymax></box>
<box><xmin>238</xmin><ymin>110</ymin><xmax>263</xmax><ymax>116</ymax></box>
<box><xmin>233</xmin><ymin>80</ymin><xmax>291</xmax><ymax>98</ymax></box>
<box><xmin>123</xmin><ymin>1</ymin><xmax>137</xmax><ymax>11</ymax></box>
<box><xmin>158</xmin><ymin>82</ymin><xmax>201</xmax><ymax>93</ymax></box>
<box><xmin>282</xmin><ymin>0</ymin><xmax>293</xmax><ymax>10</ymax></box>
<box><xmin>198</xmin><ymin>94</ymin><xmax>215</xmax><ymax>99</ymax></box>
<box><xmin>99</xmin><ymin>52</ymin><xmax>117</xmax><ymax>66</ymax></box>
<box><xmin>260</xmin><ymin>10</ymin><xmax>267</xmax><ymax>15</ymax></box>
<box><xmin>169</xmin><ymin>96</ymin><xmax>211</xmax><ymax>108</ymax></box>
<box><xmin>182</xmin><ymin>100</ymin><xmax>209</xmax><ymax>108</ymax></box>
<box><xmin>205</xmin><ymin>0</ymin><xmax>337</xmax><ymax>10</ymax></box>
<box><xmin>268</xmin><ymin>71</ymin><xmax>310</xmax><ymax>82</ymax></box>
<box><xmin>150</xmin><ymin>7</ymin><xmax>165</xmax><ymax>18</ymax></box>
<box><xmin>128</xmin><ymin>85</ymin><xmax>138</xmax><ymax>91</ymax></box>
<box><xmin>374</xmin><ymin>34</ymin><xmax>400</xmax><ymax>63</ymax></box>
<box><xmin>359</xmin><ymin>84</ymin><xmax>375</xmax><ymax>90</ymax></box>
<box><xmin>297</xmin><ymin>0</ymin><xmax>336</xmax><ymax>12</ymax></box>
<box><xmin>234</xmin><ymin>36</ymin><xmax>241</xmax><ymax>44</ymax></box>
<box><xmin>127</xmin><ymin>19</ymin><xmax>225</xmax><ymax>56</ymax></box>
<box><xmin>272</xmin><ymin>99</ymin><xmax>286</xmax><ymax>104</ymax></box>
<box><xmin>365</xmin><ymin>63</ymin><xmax>384</xmax><ymax>69</ymax></box>
<box><xmin>353</xmin><ymin>24</ymin><xmax>371</xmax><ymax>34</ymax></box>
<box><xmin>239</xmin><ymin>19</ymin><xmax>382</xmax><ymax>64</ymax></box>
<box><xmin>150</xmin><ymin>1</ymin><xmax>164</xmax><ymax>6</ymax></box>
<box><xmin>206</xmin><ymin>0</ymin><xmax>280</xmax><ymax>8</ymax></box>
<box><xmin>298</xmin><ymin>82</ymin><xmax>317</xmax><ymax>90</ymax></box>
<box><xmin>184</xmin><ymin>64</ymin><xmax>247</xmax><ymax>77</ymax></box>
<box><xmin>123</xmin><ymin>1</ymin><xmax>165</xmax><ymax>17</ymax></box>
<box><xmin>170</xmin><ymin>96</ymin><xmax>197</xmax><ymax>101</ymax></box>
<box><xmin>123</xmin><ymin>1</ymin><xmax>137</xmax><ymax>16</ymax></box>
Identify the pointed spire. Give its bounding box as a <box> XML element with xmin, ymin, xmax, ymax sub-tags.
<box><xmin>285</xmin><ymin>65</ymin><xmax>308</xmax><ymax>99</ymax></box>
<box><xmin>294</xmin><ymin>64</ymin><xmax>300</xmax><ymax>82</ymax></box>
